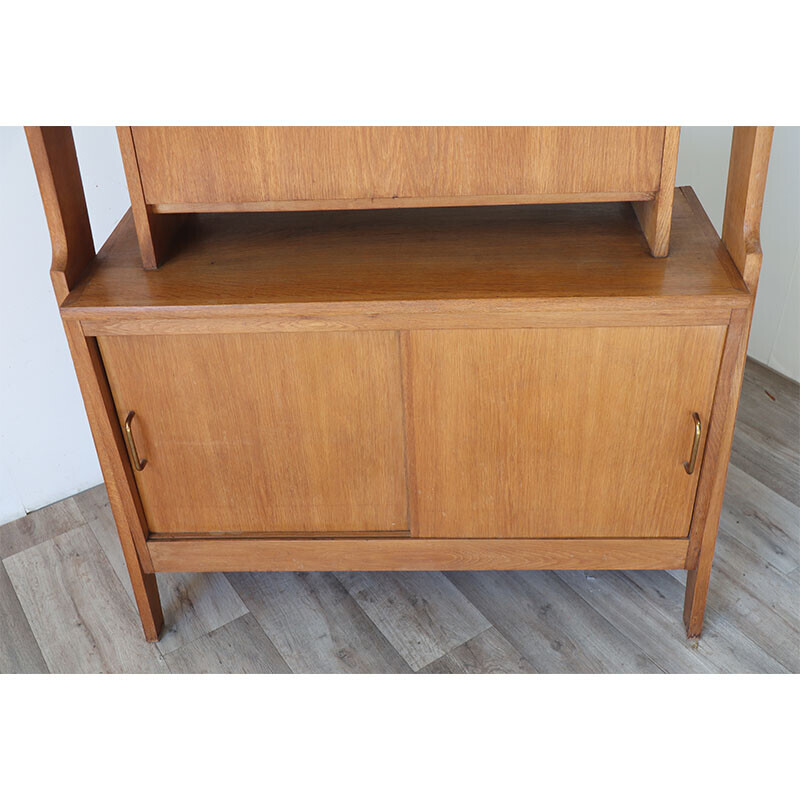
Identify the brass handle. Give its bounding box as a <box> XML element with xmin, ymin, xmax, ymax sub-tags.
<box><xmin>124</xmin><ymin>410</ymin><xmax>147</xmax><ymax>471</ymax></box>
<box><xmin>683</xmin><ymin>412</ymin><xmax>702</xmax><ymax>474</ymax></box>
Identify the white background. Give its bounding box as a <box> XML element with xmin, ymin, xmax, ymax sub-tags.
<box><xmin>1</xmin><ymin>126</ymin><xmax>798</xmax><ymax>525</ymax></box>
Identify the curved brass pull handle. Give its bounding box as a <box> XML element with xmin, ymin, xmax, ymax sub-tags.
<box><xmin>124</xmin><ymin>411</ymin><xmax>147</xmax><ymax>471</ymax></box>
<box><xmin>683</xmin><ymin>413</ymin><xmax>702</xmax><ymax>474</ymax></box>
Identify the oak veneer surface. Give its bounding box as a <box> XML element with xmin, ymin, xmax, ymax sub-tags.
<box><xmin>409</xmin><ymin>326</ymin><xmax>726</xmax><ymax>539</ymax></box>
<box><xmin>147</xmin><ymin>537</ymin><xmax>690</xmax><ymax>573</ymax></box>
<box><xmin>130</xmin><ymin>127</ymin><xmax>666</xmax><ymax>205</ymax></box>
<box><xmin>62</xmin><ymin>188</ymin><xmax>748</xmax><ymax>318</ymax></box>
<box><xmin>98</xmin><ymin>332</ymin><xmax>408</xmax><ymax>534</ymax></box>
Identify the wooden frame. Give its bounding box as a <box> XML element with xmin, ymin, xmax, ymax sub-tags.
<box><xmin>683</xmin><ymin>127</ymin><xmax>774</xmax><ymax>636</ymax></box>
<box><xmin>26</xmin><ymin>126</ymin><xmax>773</xmax><ymax>643</ymax></box>
<box><xmin>147</xmin><ymin>538</ymin><xmax>690</xmax><ymax>573</ymax></box>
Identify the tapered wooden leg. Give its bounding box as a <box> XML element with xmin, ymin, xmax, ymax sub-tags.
<box><xmin>682</xmin><ymin>309</ymin><xmax>751</xmax><ymax>638</ymax></box>
<box><xmin>63</xmin><ymin>320</ymin><xmax>164</xmax><ymax>641</ymax></box>
<box><xmin>683</xmin><ymin>130</ymin><xmax>774</xmax><ymax>636</ymax></box>
<box><xmin>684</xmin><ymin>556</ymin><xmax>716</xmax><ymax>639</ymax></box>
<box><xmin>120</xmin><ymin>541</ymin><xmax>163</xmax><ymax>642</ymax></box>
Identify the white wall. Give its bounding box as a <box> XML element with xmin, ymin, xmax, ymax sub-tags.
<box><xmin>0</xmin><ymin>126</ymin><xmax>798</xmax><ymax>524</ymax></box>
<box><xmin>0</xmin><ymin>127</ymin><xmax>130</xmax><ymax>523</ymax></box>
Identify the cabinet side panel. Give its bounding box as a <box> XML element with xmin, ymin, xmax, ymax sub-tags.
<box><xmin>131</xmin><ymin>126</ymin><xmax>665</xmax><ymax>205</ymax></box>
<box><xmin>408</xmin><ymin>326</ymin><xmax>726</xmax><ymax>539</ymax></box>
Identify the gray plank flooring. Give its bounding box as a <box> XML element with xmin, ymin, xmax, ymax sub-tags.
<box><xmin>74</xmin><ymin>485</ymin><xmax>249</xmax><ymax>655</ymax></box>
<box><xmin>0</xmin><ymin>358</ymin><xmax>797</xmax><ymax>673</ymax></box>
<box><xmin>227</xmin><ymin>571</ymin><xmax>412</xmax><ymax>673</ymax></box>
<box><xmin>4</xmin><ymin>526</ymin><xmax>167</xmax><ymax>673</ymax></box>
<box><xmin>731</xmin><ymin>359</ymin><xmax>800</xmax><ymax>506</ymax></box>
<box><xmin>164</xmin><ymin>614</ymin><xmax>291</xmax><ymax>674</ymax></box>
<box><xmin>0</xmin><ymin>563</ymin><xmax>47</xmax><ymax>673</ymax></box>
<box><xmin>419</xmin><ymin>628</ymin><xmax>533</xmax><ymax>673</ymax></box>
<box><xmin>446</xmin><ymin>569</ymin><xmax>664</xmax><ymax>672</ymax></box>
<box><xmin>336</xmin><ymin>571</ymin><xmax>491</xmax><ymax>670</ymax></box>
<box><xmin>720</xmin><ymin>463</ymin><xmax>799</xmax><ymax>575</ymax></box>
<box><xmin>0</xmin><ymin>497</ymin><xmax>84</xmax><ymax>559</ymax></box>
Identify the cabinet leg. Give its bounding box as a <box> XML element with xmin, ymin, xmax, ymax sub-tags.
<box><xmin>684</xmin><ymin>495</ymin><xmax>725</xmax><ymax>639</ymax></box>
<box><xmin>121</xmin><ymin>541</ymin><xmax>163</xmax><ymax>642</ymax></box>
<box><xmin>684</xmin><ymin>563</ymin><xmax>712</xmax><ymax>638</ymax></box>
<box><xmin>682</xmin><ymin>310</ymin><xmax>752</xmax><ymax>639</ymax></box>
<box><xmin>61</xmin><ymin>321</ymin><xmax>163</xmax><ymax>642</ymax></box>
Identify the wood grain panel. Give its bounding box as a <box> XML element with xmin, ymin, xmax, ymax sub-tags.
<box><xmin>148</xmin><ymin>536</ymin><xmax>689</xmax><ymax>572</ymax></box>
<box><xmin>130</xmin><ymin>127</ymin><xmax>666</xmax><ymax>205</ymax></box>
<box><xmin>79</xmin><ymin>309</ymin><xmax>737</xmax><ymax>338</ymax></box>
<box><xmin>61</xmin><ymin>190</ymin><xmax>749</xmax><ymax>324</ymax></box>
<box><xmin>98</xmin><ymin>332</ymin><xmax>408</xmax><ymax>534</ymax></box>
<box><xmin>409</xmin><ymin>326</ymin><xmax>726</xmax><ymax>539</ymax></box>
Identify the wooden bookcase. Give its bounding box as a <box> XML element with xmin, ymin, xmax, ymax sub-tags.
<box><xmin>26</xmin><ymin>126</ymin><xmax>772</xmax><ymax>643</ymax></box>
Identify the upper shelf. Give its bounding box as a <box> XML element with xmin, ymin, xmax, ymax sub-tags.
<box><xmin>61</xmin><ymin>186</ymin><xmax>749</xmax><ymax>325</ymax></box>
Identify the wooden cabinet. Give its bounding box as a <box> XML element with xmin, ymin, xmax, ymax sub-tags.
<box><xmin>99</xmin><ymin>332</ymin><xmax>408</xmax><ymax>534</ymax></box>
<box><xmin>408</xmin><ymin>326</ymin><xmax>725</xmax><ymax>539</ymax></box>
<box><xmin>26</xmin><ymin>125</ymin><xmax>773</xmax><ymax>645</ymax></box>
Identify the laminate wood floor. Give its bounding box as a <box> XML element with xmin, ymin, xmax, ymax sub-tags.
<box><xmin>2</xmin><ymin>359</ymin><xmax>798</xmax><ymax>673</ymax></box>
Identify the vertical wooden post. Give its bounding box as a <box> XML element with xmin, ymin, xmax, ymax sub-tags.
<box><xmin>63</xmin><ymin>321</ymin><xmax>164</xmax><ymax>641</ymax></box>
<box><xmin>25</xmin><ymin>127</ymin><xmax>95</xmax><ymax>304</ymax></box>
<box><xmin>633</xmin><ymin>126</ymin><xmax>680</xmax><ymax>257</ymax></box>
<box><xmin>25</xmin><ymin>127</ymin><xmax>164</xmax><ymax>641</ymax></box>
<box><xmin>721</xmin><ymin>127</ymin><xmax>774</xmax><ymax>293</ymax></box>
<box><xmin>117</xmin><ymin>126</ymin><xmax>181</xmax><ymax>269</ymax></box>
<box><xmin>683</xmin><ymin>126</ymin><xmax>773</xmax><ymax>637</ymax></box>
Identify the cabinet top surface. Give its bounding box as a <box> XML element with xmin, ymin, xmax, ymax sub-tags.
<box><xmin>62</xmin><ymin>187</ymin><xmax>748</xmax><ymax>318</ymax></box>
